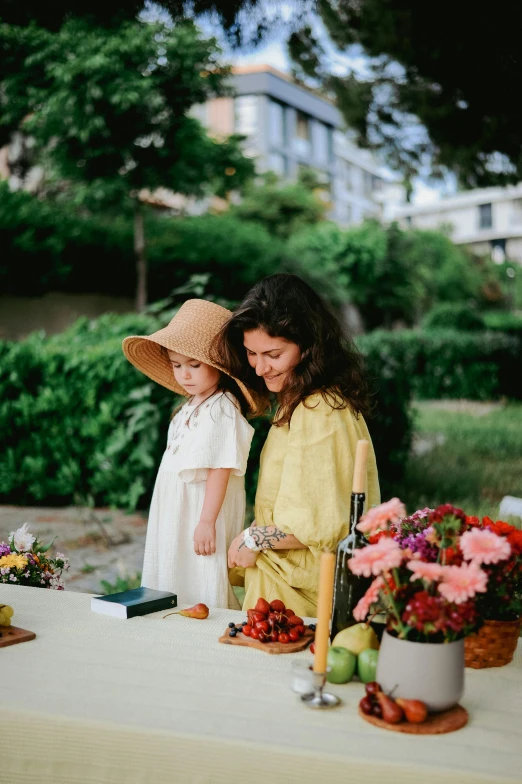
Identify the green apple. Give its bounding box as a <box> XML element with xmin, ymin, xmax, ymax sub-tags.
<box><xmin>357</xmin><ymin>648</ymin><xmax>379</xmax><ymax>684</ymax></box>
<box><xmin>326</xmin><ymin>646</ymin><xmax>357</xmax><ymax>684</ymax></box>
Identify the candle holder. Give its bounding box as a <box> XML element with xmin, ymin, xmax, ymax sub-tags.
<box><xmin>301</xmin><ymin>670</ymin><xmax>341</xmax><ymax>709</ymax></box>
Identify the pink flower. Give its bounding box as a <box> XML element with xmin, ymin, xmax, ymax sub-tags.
<box><xmin>349</xmin><ymin>537</ymin><xmax>403</xmax><ymax>577</ymax></box>
<box><xmin>460</xmin><ymin>528</ymin><xmax>511</xmax><ymax>565</ymax></box>
<box><xmin>438</xmin><ymin>563</ymin><xmax>488</xmax><ymax>604</ymax></box>
<box><xmin>407</xmin><ymin>561</ymin><xmax>444</xmax><ymax>583</ymax></box>
<box><xmin>353</xmin><ymin>577</ymin><xmax>384</xmax><ymax>621</ymax></box>
<box><xmin>357</xmin><ymin>498</ymin><xmax>407</xmax><ymax>535</ymax></box>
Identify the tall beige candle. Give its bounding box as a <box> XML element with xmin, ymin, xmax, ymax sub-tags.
<box><xmin>313</xmin><ymin>551</ymin><xmax>336</xmax><ymax>673</ymax></box>
<box><xmin>352</xmin><ymin>439</ymin><xmax>369</xmax><ymax>494</ymax></box>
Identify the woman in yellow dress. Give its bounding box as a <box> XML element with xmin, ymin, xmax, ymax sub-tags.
<box><xmin>216</xmin><ymin>273</ymin><xmax>380</xmax><ymax>617</ymax></box>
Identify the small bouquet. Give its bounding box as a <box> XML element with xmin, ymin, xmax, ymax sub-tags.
<box><xmin>0</xmin><ymin>523</ymin><xmax>69</xmax><ymax>590</ymax></box>
<box><xmin>350</xmin><ymin>500</ymin><xmax>521</xmax><ymax>642</ymax></box>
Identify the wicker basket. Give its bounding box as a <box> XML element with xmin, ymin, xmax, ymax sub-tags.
<box><xmin>464</xmin><ymin>618</ymin><xmax>521</xmax><ymax>669</ymax></box>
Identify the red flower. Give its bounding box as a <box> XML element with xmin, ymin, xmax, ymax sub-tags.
<box><xmin>369</xmin><ymin>530</ymin><xmax>390</xmax><ymax>544</ymax></box>
<box><xmin>482</xmin><ymin>516</ymin><xmax>495</xmax><ymax>528</ymax></box>
<box><xmin>487</xmin><ymin>520</ymin><xmax>516</xmax><ymax>537</ymax></box>
<box><xmin>466</xmin><ymin>516</ymin><xmax>481</xmax><ymax>527</ymax></box>
<box><xmin>507</xmin><ymin>530</ymin><xmax>522</xmax><ymax>555</ymax></box>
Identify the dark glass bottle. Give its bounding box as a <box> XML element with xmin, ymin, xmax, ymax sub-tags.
<box><xmin>330</xmin><ymin>490</ymin><xmax>372</xmax><ymax>640</ymax></box>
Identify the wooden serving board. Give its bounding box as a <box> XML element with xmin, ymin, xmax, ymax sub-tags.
<box><xmin>0</xmin><ymin>625</ymin><xmax>36</xmax><ymax>648</ymax></box>
<box><xmin>359</xmin><ymin>703</ymin><xmax>468</xmax><ymax>735</ymax></box>
<box><xmin>219</xmin><ymin>626</ymin><xmax>314</xmax><ymax>654</ymax></box>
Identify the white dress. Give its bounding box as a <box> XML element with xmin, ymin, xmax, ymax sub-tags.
<box><xmin>141</xmin><ymin>392</ymin><xmax>254</xmax><ymax>609</ymax></box>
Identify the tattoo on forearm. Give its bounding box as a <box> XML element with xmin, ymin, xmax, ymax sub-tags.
<box><xmin>250</xmin><ymin>526</ymin><xmax>288</xmax><ymax>550</ymax></box>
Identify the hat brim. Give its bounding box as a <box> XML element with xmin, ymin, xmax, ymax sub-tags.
<box><xmin>122</xmin><ymin>334</ymin><xmax>256</xmax><ymax>413</ymax></box>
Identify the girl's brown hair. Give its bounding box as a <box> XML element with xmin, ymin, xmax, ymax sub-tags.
<box><xmin>213</xmin><ymin>273</ymin><xmax>373</xmax><ymax>426</ymax></box>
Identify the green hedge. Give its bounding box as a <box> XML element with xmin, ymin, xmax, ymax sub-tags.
<box><xmin>0</xmin><ymin>313</ymin><xmax>414</xmax><ymax>509</ymax></box>
<box><xmin>357</xmin><ymin>328</ymin><xmax>522</xmax><ymax>402</ymax></box>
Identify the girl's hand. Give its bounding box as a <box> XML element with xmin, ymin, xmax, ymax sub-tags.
<box><xmin>228</xmin><ymin>531</ymin><xmax>259</xmax><ymax>569</ymax></box>
<box><xmin>194</xmin><ymin>520</ymin><xmax>216</xmax><ymax>556</ymax></box>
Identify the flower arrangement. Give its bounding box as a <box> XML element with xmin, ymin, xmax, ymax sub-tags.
<box><xmin>350</xmin><ymin>500</ymin><xmax>522</xmax><ymax>642</ymax></box>
<box><xmin>0</xmin><ymin>523</ymin><xmax>69</xmax><ymax>590</ymax></box>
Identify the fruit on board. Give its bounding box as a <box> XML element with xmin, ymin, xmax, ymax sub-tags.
<box><xmin>326</xmin><ymin>646</ymin><xmax>357</xmax><ymax>684</ymax></box>
<box><xmin>396</xmin><ymin>698</ymin><xmax>428</xmax><ymax>724</ymax></box>
<box><xmin>376</xmin><ymin>691</ymin><xmax>404</xmax><ymax>724</ymax></box>
<box><xmin>0</xmin><ymin>604</ymin><xmax>14</xmax><ymax>626</ymax></box>
<box><xmin>357</xmin><ymin>648</ymin><xmax>379</xmax><ymax>684</ymax></box>
<box><xmin>178</xmin><ymin>603</ymin><xmax>209</xmax><ymax>619</ymax></box>
<box><xmin>238</xmin><ymin>598</ymin><xmax>309</xmax><ymax>644</ymax></box>
<box><xmin>332</xmin><ymin>623</ymin><xmax>379</xmax><ymax>655</ymax></box>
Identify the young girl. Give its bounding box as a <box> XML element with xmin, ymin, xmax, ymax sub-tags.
<box><xmin>122</xmin><ymin>299</ymin><xmax>256</xmax><ymax>609</ymax></box>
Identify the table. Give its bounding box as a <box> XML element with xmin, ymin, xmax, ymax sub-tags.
<box><xmin>1</xmin><ymin>585</ymin><xmax>521</xmax><ymax>784</ymax></box>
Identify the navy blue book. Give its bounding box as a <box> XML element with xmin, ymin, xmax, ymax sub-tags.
<box><xmin>90</xmin><ymin>587</ymin><xmax>177</xmax><ymax>619</ymax></box>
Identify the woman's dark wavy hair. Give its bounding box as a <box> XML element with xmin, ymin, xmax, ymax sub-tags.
<box><xmin>212</xmin><ymin>273</ymin><xmax>373</xmax><ymax>426</ymax></box>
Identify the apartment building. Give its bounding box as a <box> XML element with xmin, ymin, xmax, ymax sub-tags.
<box><xmin>196</xmin><ymin>65</ymin><xmax>384</xmax><ymax>226</ymax></box>
<box><xmin>391</xmin><ymin>184</ymin><xmax>522</xmax><ymax>263</ymax></box>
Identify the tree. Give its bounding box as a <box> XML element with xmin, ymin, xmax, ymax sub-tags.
<box><xmin>288</xmin><ymin>1</ymin><xmax>522</xmax><ymax>187</ymax></box>
<box><xmin>0</xmin><ymin>17</ymin><xmax>254</xmax><ymax>309</ymax></box>
<box><xmin>230</xmin><ymin>170</ymin><xmax>327</xmax><ymax>239</ymax></box>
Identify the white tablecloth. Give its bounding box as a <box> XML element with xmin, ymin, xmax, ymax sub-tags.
<box><xmin>1</xmin><ymin>585</ymin><xmax>521</xmax><ymax>784</ymax></box>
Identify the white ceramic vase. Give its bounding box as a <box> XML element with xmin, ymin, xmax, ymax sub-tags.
<box><xmin>376</xmin><ymin>631</ymin><xmax>465</xmax><ymax>712</ymax></box>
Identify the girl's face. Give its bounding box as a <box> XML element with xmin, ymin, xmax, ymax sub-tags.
<box><xmin>243</xmin><ymin>328</ymin><xmax>302</xmax><ymax>393</ymax></box>
<box><xmin>167</xmin><ymin>351</ymin><xmax>220</xmax><ymax>399</ymax></box>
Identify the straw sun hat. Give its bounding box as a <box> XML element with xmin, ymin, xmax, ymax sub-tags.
<box><xmin>122</xmin><ymin>299</ymin><xmax>255</xmax><ymax>411</ymax></box>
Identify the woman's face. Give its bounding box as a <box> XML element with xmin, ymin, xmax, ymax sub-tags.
<box><xmin>243</xmin><ymin>328</ymin><xmax>302</xmax><ymax>393</ymax></box>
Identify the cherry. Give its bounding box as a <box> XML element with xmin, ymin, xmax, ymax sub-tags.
<box><xmin>284</xmin><ymin>609</ymin><xmax>295</xmax><ymax>619</ymax></box>
<box><xmin>372</xmin><ymin>703</ymin><xmax>383</xmax><ymax>718</ymax></box>
<box><xmin>255</xmin><ymin>620</ymin><xmax>269</xmax><ymax>633</ymax></box>
<box><xmin>242</xmin><ymin>625</ymin><xmax>252</xmax><ymax>636</ymax></box>
<box><xmin>309</xmin><ymin>642</ymin><xmax>315</xmax><ymax>654</ymax></box>
<box><xmin>278</xmin><ymin>633</ymin><xmax>290</xmax><ymax>644</ymax></box>
<box><xmin>270</xmin><ymin>600</ymin><xmax>286</xmax><ymax>612</ymax></box>
<box><xmin>252</xmin><ymin>611</ymin><xmax>266</xmax><ymax>624</ymax></box>
<box><xmin>255</xmin><ymin>598</ymin><xmax>271</xmax><ymax>615</ymax></box>
<box><xmin>365</xmin><ymin>681</ymin><xmax>381</xmax><ymax>695</ymax></box>
<box><xmin>295</xmin><ymin>625</ymin><xmax>305</xmax><ymax>637</ymax></box>
<box><xmin>287</xmin><ymin>616</ymin><xmax>304</xmax><ymax>627</ymax></box>
<box><xmin>289</xmin><ymin>629</ymin><xmax>300</xmax><ymax>642</ymax></box>
<box><xmin>360</xmin><ymin>696</ymin><xmax>374</xmax><ymax>715</ymax></box>
<box><xmin>258</xmin><ymin>631</ymin><xmax>267</xmax><ymax>643</ymax></box>
<box><xmin>250</xmin><ymin>627</ymin><xmax>260</xmax><ymax>640</ymax></box>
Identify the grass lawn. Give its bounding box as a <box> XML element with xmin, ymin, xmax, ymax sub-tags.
<box><xmin>395</xmin><ymin>400</ymin><xmax>522</xmax><ymax>519</ymax></box>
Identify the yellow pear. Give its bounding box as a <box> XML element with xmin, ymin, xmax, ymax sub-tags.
<box><xmin>332</xmin><ymin>623</ymin><xmax>379</xmax><ymax>655</ymax></box>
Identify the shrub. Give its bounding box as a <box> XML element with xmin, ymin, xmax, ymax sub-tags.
<box><xmin>358</xmin><ymin>328</ymin><xmax>522</xmax><ymax>402</ymax></box>
<box><xmin>0</xmin><ymin>312</ymin><xmax>414</xmax><ymax>509</ymax></box>
<box><xmin>422</xmin><ymin>303</ymin><xmax>486</xmax><ymax>332</ymax></box>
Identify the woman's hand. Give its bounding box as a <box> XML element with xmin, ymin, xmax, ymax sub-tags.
<box><xmin>228</xmin><ymin>531</ymin><xmax>259</xmax><ymax>569</ymax></box>
<box><xmin>194</xmin><ymin>520</ymin><xmax>216</xmax><ymax>556</ymax></box>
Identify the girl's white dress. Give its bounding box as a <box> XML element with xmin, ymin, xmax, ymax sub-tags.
<box><xmin>141</xmin><ymin>392</ymin><xmax>254</xmax><ymax>609</ymax></box>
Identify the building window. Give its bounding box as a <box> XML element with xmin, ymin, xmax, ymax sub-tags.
<box><xmin>313</xmin><ymin>122</ymin><xmax>330</xmax><ymax>166</ymax></box>
<box><xmin>268</xmin><ymin>100</ymin><xmax>286</xmax><ymax>148</ymax></box>
<box><xmin>491</xmin><ymin>238</ymin><xmax>506</xmax><ymax>264</ymax></box>
<box><xmin>363</xmin><ymin>171</ymin><xmax>373</xmax><ymax>199</ymax></box>
<box><xmin>267</xmin><ymin>152</ymin><xmax>287</xmax><ymax>176</ymax></box>
<box><xmin>478</xmin><ymin>203</ymin><xmax>493</xmax><ymax>230</ymax></box>
<box><xmin>294</xmin><ymin>111</ymin><xmax>311</xmax><ymax>157</ymax></box>
<box><xmin>234</xmin><ymin>95</ymin><xmax>257</xmax><ymax>136</ymax></box>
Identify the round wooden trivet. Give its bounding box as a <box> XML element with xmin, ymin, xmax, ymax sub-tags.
<box><xmin>358</xmin><ymin>704</ymin><xmax>468</xmax><ymax>734</ymax></box>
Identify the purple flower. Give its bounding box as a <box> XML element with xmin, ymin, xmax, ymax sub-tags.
<box><xmin>399</xmin><ymin>531</ymin><xmax>438</xmax><ymax>561</ymax></box>
<box><xmin>0</xmin><ymin>542</ymin><xmax>11</xmax><ymax>557</ymax></box>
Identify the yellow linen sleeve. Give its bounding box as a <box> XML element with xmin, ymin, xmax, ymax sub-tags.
<box><xmin>271</xmin><ymin>396</ymin><xmax>379</xmax><ymax>554</ymax></box>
